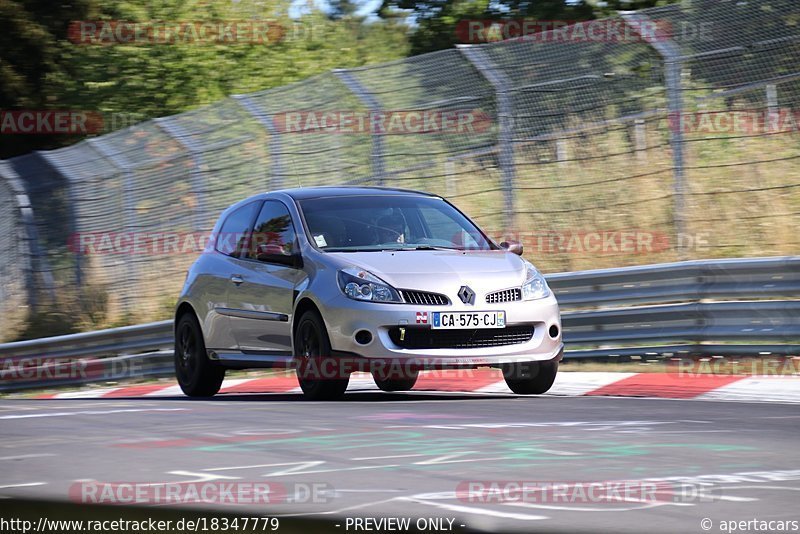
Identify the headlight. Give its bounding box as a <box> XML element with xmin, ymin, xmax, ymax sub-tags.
<box><xmin>522</xmin><ymin>266</ymin><xmax>550</xmax><ymax>300</ymax></box>
<box><xmin>337</xmin><ymin>267</ymin><xmax>402</xmax><ymax>303</ymax></box>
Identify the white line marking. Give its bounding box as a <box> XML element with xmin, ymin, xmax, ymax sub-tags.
<box><xmin>352</xmin><ymin>454</ymin><xmax>426</xmax><ymax>461</ymax></box>
<box><xmin>0</xmin><ymin>454</ymin><xmax>56</xmax><ymax>461</ymax></box>
<box><xmin>263</xmin><ymin>461</ymin><xmax>327</xmax><ymax>476</ymax></box>
<box><xmin>511</xmin><ymin>448</ymin><xmax>581</xmax><ymax>456</ymax></box>
<box><xmin>144</xmin><ymin>385</ymin><xmax>184</xmax><ymax>397</ymax></box>
<box><xmin>218</xmin><ymin>378</ymin><xmax>261</xmax><ymax>391</ymax></box>
<box><xmin>0</xmin><ymin>408</ymin><xmax>187</xmax><ymax>420</ymax></box>
<box><xmin>166</xmin><ymin>471</ymin><xmax>240</xmax><ymax>482</ymax></box>
<box><xmin>51</xmin><ymin>388</ymin><xmax>122</xmax><ymax>399</ymax></box>
<box><xmin>504</xmin><ymin>500</ymin><xmax>684</xmax><ymax>512</ymax></box>
<box><xmin>270</xmin><ymin>498</ymin><xmax>401</xmax><ymax>517</ymax></box>
<box><xmin>0</xmin><ymin>482</ymin><xmax>47</xmax><ymax>489</ymax></box>
<box><xmin>714</xmin><ymin>495</ymin><xmax>759</xmax><ymax>502</ymax></box>
<box><xmin>205</xmin><ymin>461</ymin><xmax>323</xmax><ymax>473</ymax></box>
<box><xmin>401</xmin><ymin>497</ymin><xmax>548</xmax><ymax>520</ymax></box>
<box><xmin>414</xmin><ymin>452</ymin><xmax>478</xmax><ymax>465</ymax></box>
<box><xmin>721</xmin><ymin>485</ymin><xmax>800</xmax><ymax>492</ymax></box>
<box><xmin>266</xmin><ymin>464</ymin><xmax>403</xmax><ymax>477</ymax></box>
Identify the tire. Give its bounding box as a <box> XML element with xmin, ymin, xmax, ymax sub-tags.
<box><xmin>372</xmin><ymin>369</ymin><xmax>419</xmax><ymax>392</ymax></box>
<box><xmin>503</xmin><ymin>360</ymin><xmax>558</xmax><ymax>395</ymax></box>
<box><xmin>174</xmin><ymin>313</ymin><xmax>225</xmax><ymax>397</ymax></box>
<box><xmin>294</xmin><ymin>310</ymin><xmax>349</xmax><ymax>400</ymax></box>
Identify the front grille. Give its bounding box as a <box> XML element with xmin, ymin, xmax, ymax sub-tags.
<box><xmin>486</xmin><ymin>288</ymin><xmax>522</xmax><ymax>304</ymax></box>
<box><xmin>399</xmin><ymin>289</ymin><xmax>450</xmax><ymax>306</ymax></box>
<box><xmin>389</xmin><ymin>325</ymin><xmax>535</xmax><ymax>349</ymax></box>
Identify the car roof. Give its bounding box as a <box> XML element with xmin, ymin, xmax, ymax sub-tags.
<box><xmin>275</xmin><ymin>186</ymin><xmax>440</xmax><ymax>201</ymax></box>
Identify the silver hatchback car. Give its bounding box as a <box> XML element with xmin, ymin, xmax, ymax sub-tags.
<box><xmin>174</xmin><ymin>187</ymin><xmax>562</xmax><ymax>399</ymax></box>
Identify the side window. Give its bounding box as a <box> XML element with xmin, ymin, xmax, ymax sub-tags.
<box><xmin>215</xmin><ymin>202</ymin><xmax>259</xmax><ymax>257</ymax></box>
<box><xmin>249</xmin><ymin>201</ymin><xmax>298</xmax><ymax>262</ymax></box>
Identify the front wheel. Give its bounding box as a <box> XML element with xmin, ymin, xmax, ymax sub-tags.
<box><xmin>294</xmin><ymin>311</ymin><xmax>349</xmax><ymax>400</ymax></box>
<box><xmin>372</xmin><ymin>369</ymin><xmax>419</xmax><ymax>392</ymax></box>
<box><xmin>503</xmin><ymin>360</ymin><xmax>558</xmax><ymax>395</ymax></box>
<box><xmin>174</xmin><ymin>313</ymin><xmax>225</xmax><ymax>397</ymax></box>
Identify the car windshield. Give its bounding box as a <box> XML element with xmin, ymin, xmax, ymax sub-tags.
<box><xmin>299</xmin><ymin>194</ymin><xmax>495</xmax><ymax>252</ymax></box>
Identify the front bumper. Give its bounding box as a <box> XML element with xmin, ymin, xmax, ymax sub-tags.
<box><xmin>316</xmin><ymin>292</ymin><xmax>563</xmax><ymax>368</ymax></box>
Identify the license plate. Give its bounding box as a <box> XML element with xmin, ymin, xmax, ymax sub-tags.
<box><xmin>431</xmin><ymin>311</ymin><xmax>505</xmax><ymax>329</ymax></box>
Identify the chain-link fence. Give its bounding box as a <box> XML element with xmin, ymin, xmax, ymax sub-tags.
<box><xmin>1</xmin><ymin>0</ymin><xmax>799</xmax><ymax>339</ymax></box>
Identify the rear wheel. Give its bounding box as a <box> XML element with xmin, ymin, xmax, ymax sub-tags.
<box><xmin>503</xmin><ymin>360</ymin><xmax>558</xmax><ymax>395</ymax></box>
<box><xmin>174</xmin><ymin>313</ymin><xmax>225</xmax><ymax>397</ymax></box>
<box><xmin>372</xmin><ymin>369</ymin><xmax>419</xmax><ymax>392</ymax></box>
<box><xmin>294</xmin><ymin>311</ymin><xmax>349</xmax><ymax>400</ymax></box>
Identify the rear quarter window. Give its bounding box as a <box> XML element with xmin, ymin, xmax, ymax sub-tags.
<box><xmin>214</xmin><ymin>201</ymin><xmax>260</xmax><ymax>257</ymax></box>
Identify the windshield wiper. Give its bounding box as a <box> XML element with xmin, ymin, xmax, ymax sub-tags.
<box><xmin>394</xmin><ymin>245</ymin><xmax>461</xmax><ymax>251</ymax></box>
<box><xmin>325</xmin><ymin>245</ymin><xmax>462</xmax><ymax>252</ymax></box>
<box><xmin>324</xmin><ymin>248</ymin><xmax>383</xmax><ymax>253</ymax></box>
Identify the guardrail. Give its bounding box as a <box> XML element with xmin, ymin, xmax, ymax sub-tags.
<box><xmin>1</xmin><ymin>256</ymin><xmax>798</xmax><ymax>391</ymax></box>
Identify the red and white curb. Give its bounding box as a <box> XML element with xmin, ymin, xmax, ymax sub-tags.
<box><xmin>36</xmin><ymin>371</ymin><xmax>800</xmax><ymax>403</ymax></box>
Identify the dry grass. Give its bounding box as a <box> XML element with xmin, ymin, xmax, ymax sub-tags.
<box><xmin>447</xmin><ymin>119</ymin><xmax>800</xmax><ymax>274</ymax></box>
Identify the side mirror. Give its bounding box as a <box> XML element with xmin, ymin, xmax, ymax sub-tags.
<box><xmin>500</xmin><ymin>240</ymin><xmax>523</xmax><ymax>256</ymax></box>
<box><xmin>255</xmin><ymin>243</ymin><xmax>303</xmax><ymax>268</ymax></box>
<box><xmin>258</xmin><ymin>251</ymin><xmax>303</xmax><ymax>268</ymax></box>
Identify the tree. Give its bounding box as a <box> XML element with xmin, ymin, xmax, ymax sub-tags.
<box><xmin>376</xmin><ymin>0</ymin><xmax>684</xmax><ymax>55</ymax></box>
<box><xmin>0</xmin><ymin>0</ymin><xmax>410</xmax><ymax>159</ymax></box>
<box><xmin>0</xmin><ymin>0</ymin><xmax>96</xmax><ymax>158</ymax></box>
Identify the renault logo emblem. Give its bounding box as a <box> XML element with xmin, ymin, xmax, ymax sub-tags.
<box><xmin>458</xmin><ymin>286</ymin><xmax>476</xmax><ymax>305</ymax></box>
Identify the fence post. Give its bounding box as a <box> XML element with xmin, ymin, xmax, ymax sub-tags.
<box><xmin>38</xmin><ymin>151</ymin><xmax>86</xmax><ymax>291</ymax></box>
<box><xmin>154</xmin><ymin>117</ymin><xmax>210</xmax><ymax>230</ymax></box>
<box><xmin>0</xmin><ymin>163</ymin><xmax>56</xmax><ymax>310</ymax></box>
<box><xmin>87</xmin><ymin>138</ymin><xmax>138</xmax><ymax>315</ymax></box>
<box><xmin>622</xmin><ymin>12</ymin><xmax>687</xmax><ymax>259</ymax></box>
<box><xmin>634</xmin><ymin>119</ymin><xmax>648</xmax><ymax>161</ymax></box>
<box><xmin>444</xmin><ymin>160</ymin><xmax>456</xmax><ymax>197</ymax></box>
<box><xmin>457</xmin><ymin>45</ymin><xmax>516</xmax><ymax>230</ymax></box>
<box><xmin>333</xmin><ymin>69</ymin><xmax>386</xmax><ymax>186</ymax></box>
<box><xmin>766</xmin><ymin>84</ymin><xmax>779</xmax><ymax>132</ymax></box>
<box><xmin>556</xmin><ymin>139</ymin><xmax>569</xmax><ymax>168</ymax></box>
<box><xmin>232</xmin><ymin>94</ymin><xmax>285</xmax><ymax>190</ymax></box>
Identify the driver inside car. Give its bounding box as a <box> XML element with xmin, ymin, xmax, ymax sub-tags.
<box><xmin>375</xmin><ymin>213</ymin><xmax>406</xmax><ymax>244</ymax></box>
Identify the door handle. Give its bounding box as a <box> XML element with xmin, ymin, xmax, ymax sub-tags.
<box><xmin>230</xmin><ymin>274</ymin><xmax>244</xmax><ymax>285</ymax></box>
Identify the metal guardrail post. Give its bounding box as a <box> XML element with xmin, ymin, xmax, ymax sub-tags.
<box><xmin>154</xmin><ymin>117</ymin><xmax>210</xmax><ymax>230</ymax></box>
<box><xmin>622</xmin><ymin>12</ymin><xmax>688</xmax><ymax>259</ymax></box>
<box><xmin>332</xmin><ymin>70</ymin><xmax>386</xmax><ymax>186</ymax></box>
<box><xmin>232</xmin><ymin>94</ymin><xmax>285</xmax><ymax>190</ymax></box>
<box><xmin>87</xmin><ymin>138</ymin><xmax>139</xmax><ymax>315</ymax></box>
<box><xmin>0</xmin><ymin>163</ymin><xmax>55</xmax><ymax>309</ymax></box>
<box><xmin>457</xmin><ymin>45</ymin><xmax>516</xmax><ymax>230</ymax></box>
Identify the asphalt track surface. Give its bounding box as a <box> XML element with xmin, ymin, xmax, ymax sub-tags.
<box><xmin>1</xmin><ymin>391</ymin><xmax>799</xmax><ymax>533</ymax></box>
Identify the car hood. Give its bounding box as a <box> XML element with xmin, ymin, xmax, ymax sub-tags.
<box><xmin>331</xmin><ymin>250</ymin><xmax>530</xmax><ymax>294</ymax></box>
